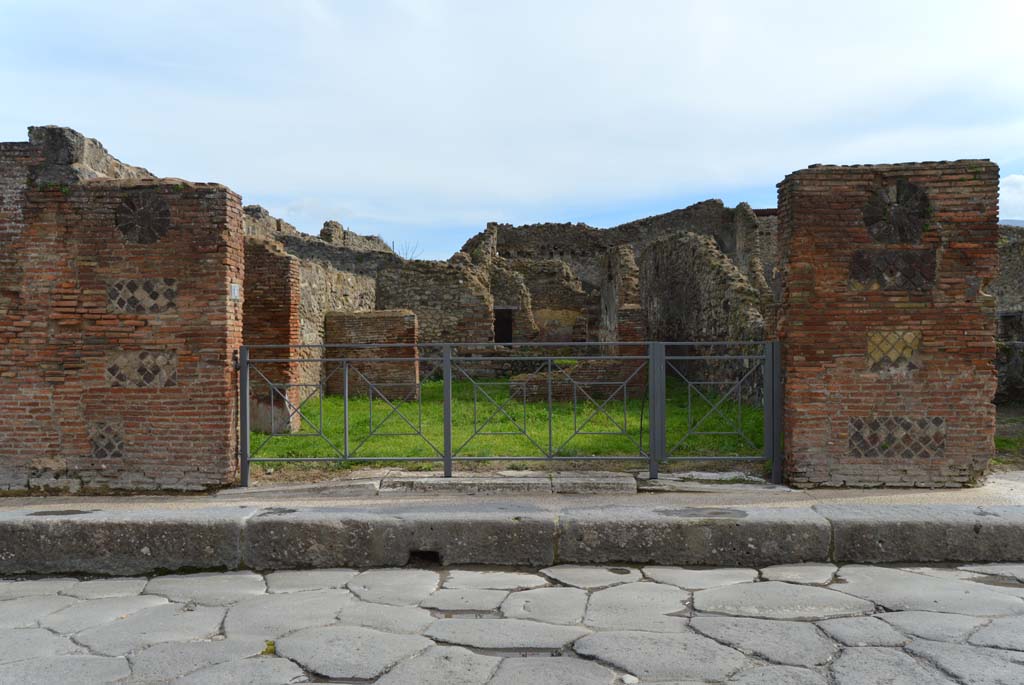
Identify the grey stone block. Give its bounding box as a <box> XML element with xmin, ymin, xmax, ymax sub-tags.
<box><xmin>242</xmin><ymin>507</ymin><xmax>558</xmax><ymax>568</ymax></box>
<box><xmin>379</xmin><ymin>475</ymin><xmax>551</xmax><ymax>496</ymax></box>
<box><xmin>818</xmin><ymin>505</ymin><xmax>1024</xmax><ymax>563</ymax></box>
<box><xmin>0</xmin><ymin>508</ymin><xmax>251</xmax><ymax>575</ymax></box>
<box><xmin>241</xmin><ymin>509</ymin><xmax>411</xmax><ymax>569</ymax></box>
<box><xmin>557</xmin><ymin>506</ymin><xmax>830</xmax><ymax>566</ymax></box>
<box><xmin>550</xmin><ymin>473</ymin><xmax>636</xmax><ymax>494</ymax></box>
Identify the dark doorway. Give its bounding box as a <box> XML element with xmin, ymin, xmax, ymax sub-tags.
<box><xmin>494</xmin><ymin>308</ymin><xmax>515</xmax><ymax>343</ymax></box>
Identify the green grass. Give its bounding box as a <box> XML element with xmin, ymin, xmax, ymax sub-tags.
<box><xmin>250</xmin><ymin>378</ymin><xmax>765</xmax><ymax>464</ymax></box>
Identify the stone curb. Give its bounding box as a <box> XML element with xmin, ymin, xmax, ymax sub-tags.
<box><xmin>0</xmin><ymin>505</ymin><xmax>1022</xmax><ymax>575</ymax></box>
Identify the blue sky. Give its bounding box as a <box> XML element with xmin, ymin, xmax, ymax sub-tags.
<box><xmin>2</xmin><ymin>0</ymin><xmax>1022</xmax><ymax>258</ymax></box>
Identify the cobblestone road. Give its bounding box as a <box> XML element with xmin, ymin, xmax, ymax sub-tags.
<box><xmin>2</xmin><ymin>563</ymin><xmax>1024</xmax><ymax>684</ymax></box>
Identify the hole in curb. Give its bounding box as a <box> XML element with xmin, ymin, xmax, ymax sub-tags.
<box><xmin>27</xmin><ymin>509</ymin><xmax>98</xmax><ymax>516</ymax></box>
<box><xmin>408</xmin><ymin>550</ymin><xmax>443</xmax><ymax>566</ymax></box>
<box><xmin>609</xmin><ymin>568</ymin><xmax>632</xmax><ymax>575</ymax></box>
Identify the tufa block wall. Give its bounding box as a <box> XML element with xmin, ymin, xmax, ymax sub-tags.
<box><xmin>0</xmin><ymin>128</ymin><xmax>243</xmax><ymax>492</ymax></box>
<box><xmin>324</xmin><ymin>310</ymin><xmax>419</xmax><ymax>398</ymax></box>
<box><xmin>777</xmin><ymin>161</ymin><xmax>999</xmax><ymax>487</ymax></box>
<box><xmin>243</xmin><ymin>239</ymin><xmax>303</xmax><ymax>433</ymax></box>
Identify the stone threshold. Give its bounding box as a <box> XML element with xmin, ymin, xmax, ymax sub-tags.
<box><xmin>216</xmin><ymin>470</ymin><xmax>775</xmax><ymax>499</ymax></box>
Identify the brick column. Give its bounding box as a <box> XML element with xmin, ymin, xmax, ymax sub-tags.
<box><xmin>777</xmin><ymin>161</ymin><xmax>999</xmax><ymax>487</ymax></box>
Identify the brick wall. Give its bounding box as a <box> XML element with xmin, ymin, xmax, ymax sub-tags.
<box><xmin>0</xmin><ymin>131</ymin><xmax>243</xmax><ymax>492</ymax></box>
<box><xmin>243</xmin><ymin>239</ymin><xmax>302</xmax><ymax>433</ymax></box>
<box><xmin>777</xmin><ymin>161</ymin><xmax>999</xmax><ymax>487</ymax></box>
<box><xmin>324</xmin><ymin>310</ymin><xmax>419</xmax><ymax>399</ymax></box>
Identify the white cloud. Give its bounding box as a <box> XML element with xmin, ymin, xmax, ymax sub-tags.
<box><xmin>1002</xmin><ymin>175</ymin><xmax>1024</xmax><ymax>220</ymax></box>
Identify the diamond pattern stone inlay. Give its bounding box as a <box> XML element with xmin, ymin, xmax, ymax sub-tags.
<box><xmin>107</xmin><ymin>278</ymin><xmax>177</xmax><ymax>314</ymax></box>
<box><xmin>106</xmin><ymin>350</ymin><xmax>177</xmax><ymax>388</ymax></box>
<box><xmin>849</xmin><ymin>249</ymin><xmax>936</xmax><ymax>291</ymax></box>
<box><xmin>867</xmin><ymin>330</ymin><xmax>921</xmax><ymax>373</ymax></box>
<box><xmin>88</xmin><ymin>421</ymin><xmax>124</xmax><ymax>459</ymax></box>
<box><xmin>849</xmin><ymin>416</ymin><xmax>946</xmax><ymax>459</ymax></box>
<box><xmin>115</xmin><ymin>192</ymin><xmax>171</xmax><ymax>244</ymax></box>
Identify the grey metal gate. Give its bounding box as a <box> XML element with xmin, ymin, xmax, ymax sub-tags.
<box><xmin>238</xmin><ymin>341</ymin><xmax>783</xmax><ymax>485</ymax></box>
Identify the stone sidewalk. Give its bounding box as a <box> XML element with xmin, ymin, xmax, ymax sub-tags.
<box><xmin>2</xmin><ymin>562</ymin><xmax>1024</xmax><ymax>684</ymax></box>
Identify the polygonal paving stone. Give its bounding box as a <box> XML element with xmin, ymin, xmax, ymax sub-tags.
<box><xmin>691</xmin><ymin>616</ymin><xmax>838</xmax><ymax>667</ymax></box>
<box><xmin>225</xmin><ymin>589</ymin><xmax>353</xmax><ymax>639</ymax></box>
<box><xmin>694</xmin><ymin>581</ymin><xmax>874</xmax><ymax>620</ymax></box>
<box><xmin>900</xmin><ymin>567</ymin><xmax>989</xmax><ymax>582</ymax></box>
<box><xmin>129</xmin><ymin>637</ymin><xmax>267</xmax><ymax>683</ymax></box>
<box><xmin>443</xmin><ymin>570</ymin><xmax>547</xmax><ymax>590</ymax></box>
<box><xmin>420</xmin><ymin>588</ymin><xmax>507</xmax><ymax>611</ymax></box>
<box><xmin>0</xmin><ymin>655</ymin><xmax>130</xmax><ymax>685</ymax></box>
<box><xmin>334</xmin><ymin>596</ymin><xmax>435</xmax><ymax>634</ymax></box>
<box><xmin>144</xmin><ymin>571</ymin><xmax>266</xmax><ymax>605</ymax></box>
<box><xmin>968</xmin><ymin>615</ymin><xmax>1024</xmax><ymax>651</ymax></box>
<box><xmin>831</xmin><ymin>647</ymin><xmax>955</xmax><ymax>685</ymax></box>
<box><xmin>75</xmin><ymin>603</ymin><xmax>226</xmax><ymax>655</ymax></box>
<box><xmin>0</xmin><ymin>577</ymin><xmax>78</xmax><ymax>599</ymax></box>
<box><xmin>961</xmin><ymin>563</ymin><xmax>1024</xmax><ymax>583</ymax></box>
<box><xmin>264</xmin><ymin>568</ymin><xmax>358</xmax><ymax>594</ymax></box>
<box><xmin>585</xmin><ymin>582</ymin><xmax>689</xmax><ymax>631</ymax></box>
<box><xmin>348</xmin><ymin>568</ymin><xmax>439</xmax><ymax>605</ymax></box>
<box><xmin>817</xmin><ymin>616</ymin><xmax>907</xmax><ymax>647</ymax></box>
<box><xmin>425</xmin><ymin>618</ymin><xmax>589</xmax><ymax>649</ymax></box>
<box><xmin>760</xmin><ymin>563</ymin><xmax>837</xmax><ymax>585</ymax></box>
<box><xmin>173</xmin><ymin>656</ymin><xmax>308</xmax><ymax>684</ymax></box>
<box><xmin>41</xmin><ymin>595</ymin><xmax>168</xmax><ymax>634</ymax></box>
<box><xmin>643</xmin><ymin>566</ymin><xmax>758</xmax><ymax>590</ymax></box>
<box><xmin>489</xmin><ymin>656</ymin><xmax>618</xmax><ymax>685</ymax></box>
<box><xmin>728</xmin><ymin>665</ymin><xmax>828</xmax><ymax>685</ymax></box>
<box><xmin>574</xmin><ymin>630</ymin><xmax>747</xmax><ymax>682</ymax></box>
<box><xmin>276</xmin><ymin>625</ymin><xmax>432</xmax><ymax>679</ymax></box>
<box><xmin>540</xmin><ymin>564</ymin><xmax>641</xmax><ymax>589</ymax></box>
<box><xmin>375</xmin><ymin>645</ymin><xmax>500</xmax><ymax>685</ymax></box>
<box><xmin>501</xmin><ymin>587</ymin><xmax>588</xmax><ymax>625</ymax></box>
<box><xmin>0</xmin><ymin>594</ymin><xmax>79</xmax><ymax>628</ymax></box>
<box><xmin>61</xmin><ymin>577</ymin><xmax>147</xmax><ymax>599</ymax></box>
<box><xmin>906</xmin><ymin>639</ymin><xmax>1024</xmax><ymax>685</ymax></box>
<box><xmin>0</xmin><ymin>628</ymin><xmax>82</xmax><ymax>665</ymax></box>
<box><xmin>877</xmin><ymin>611</ymin><xmax>988</xmax><ymax>643</ymax></box>
<box><xmin>836</xmin><ymin>566</ymin><xmax>1024</xmax><ymax>617</ymax></box>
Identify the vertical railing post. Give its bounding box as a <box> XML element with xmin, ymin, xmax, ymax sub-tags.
<box><xmin>771</xmin><ymin>340</ymin><xmax>784</xmax><ymax>485</ymax></box>
<box><xmin>647</xmin><ymin>342</ymin><xmax>666</xmax><ymax>480</ymax></box>
<box><xmin>238</xmin><ymin>346</ymin><xmax>250</xmax><ymax>487</ymax></box>
<box><xmin>762</xmin><ymin>341</ymin><xmax>774</xmax><ymax>479</ymax></box>
<box><xmin>442</xmin><ymin>344</ymin><xmax>453</xmax><ymax>477</ymax></box>
<box><xmin>343</xmin><ymin>361</ymin><xmax>350</xmax><ymax>459</ymax></box>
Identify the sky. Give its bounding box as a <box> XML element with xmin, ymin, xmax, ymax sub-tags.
<box><xmin>1</xmin><ymin>1</ymin><xmax>1023</xmax><ymax>259</ymax></box>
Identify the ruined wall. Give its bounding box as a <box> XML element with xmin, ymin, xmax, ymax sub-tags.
<box><xmin>243</xmin><ymin>240</ymin><xmax>302</xmax><ymax>432</ymax></box>
<box><xmin>778</xmin><ymin>161</ymin><xmax>999</xmax><ymax>488</ymax></box>
<box><xmin>324</xmin><ymin>310</ymin><xmax>419</xmax><ymax>398</ymax></box>
<box><xmin>0</xmin><ymin>127</ymin><xmax>243</xmax><ymax>492</ymax></box>
<box><xmin>243</xmin><ymin>206</ymin><xmax>396</xmax><ymax>353</ymax></box>
<box><xmin>641</xmin><ymin>233</ymin><xmax>765</xmax><ymax>342</ymax></box>
<box><xmin>376</xmin><ymin>260</ymin><xmax>494</xmax><ymax>343</ymax></box>
<box><xmin>599</xmin><ymin>245</ymin><xmax>644</xmax><ymax>343</ymax></box>
<box><xmin>509</xmin><ymin>258</ymin><xmax>592</xmax><ymax>341</ymax></box>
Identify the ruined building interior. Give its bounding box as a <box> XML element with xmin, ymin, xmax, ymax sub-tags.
<box><xmin>0</xmin><ymin>125</ymin><xmax>1019</xmax><ymax>492</ymax></box>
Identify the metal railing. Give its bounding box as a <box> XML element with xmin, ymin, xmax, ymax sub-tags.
<box><xmin>238</xmin><ymin>341</ymin><xmax>783</xmax><ymax>485</ymax></box>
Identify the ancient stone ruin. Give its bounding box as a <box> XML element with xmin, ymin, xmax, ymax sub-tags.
<box><xmin>0</xmin><ymin>126</ymin><xmax>1018</xmax><ymax>492</ymax></box>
